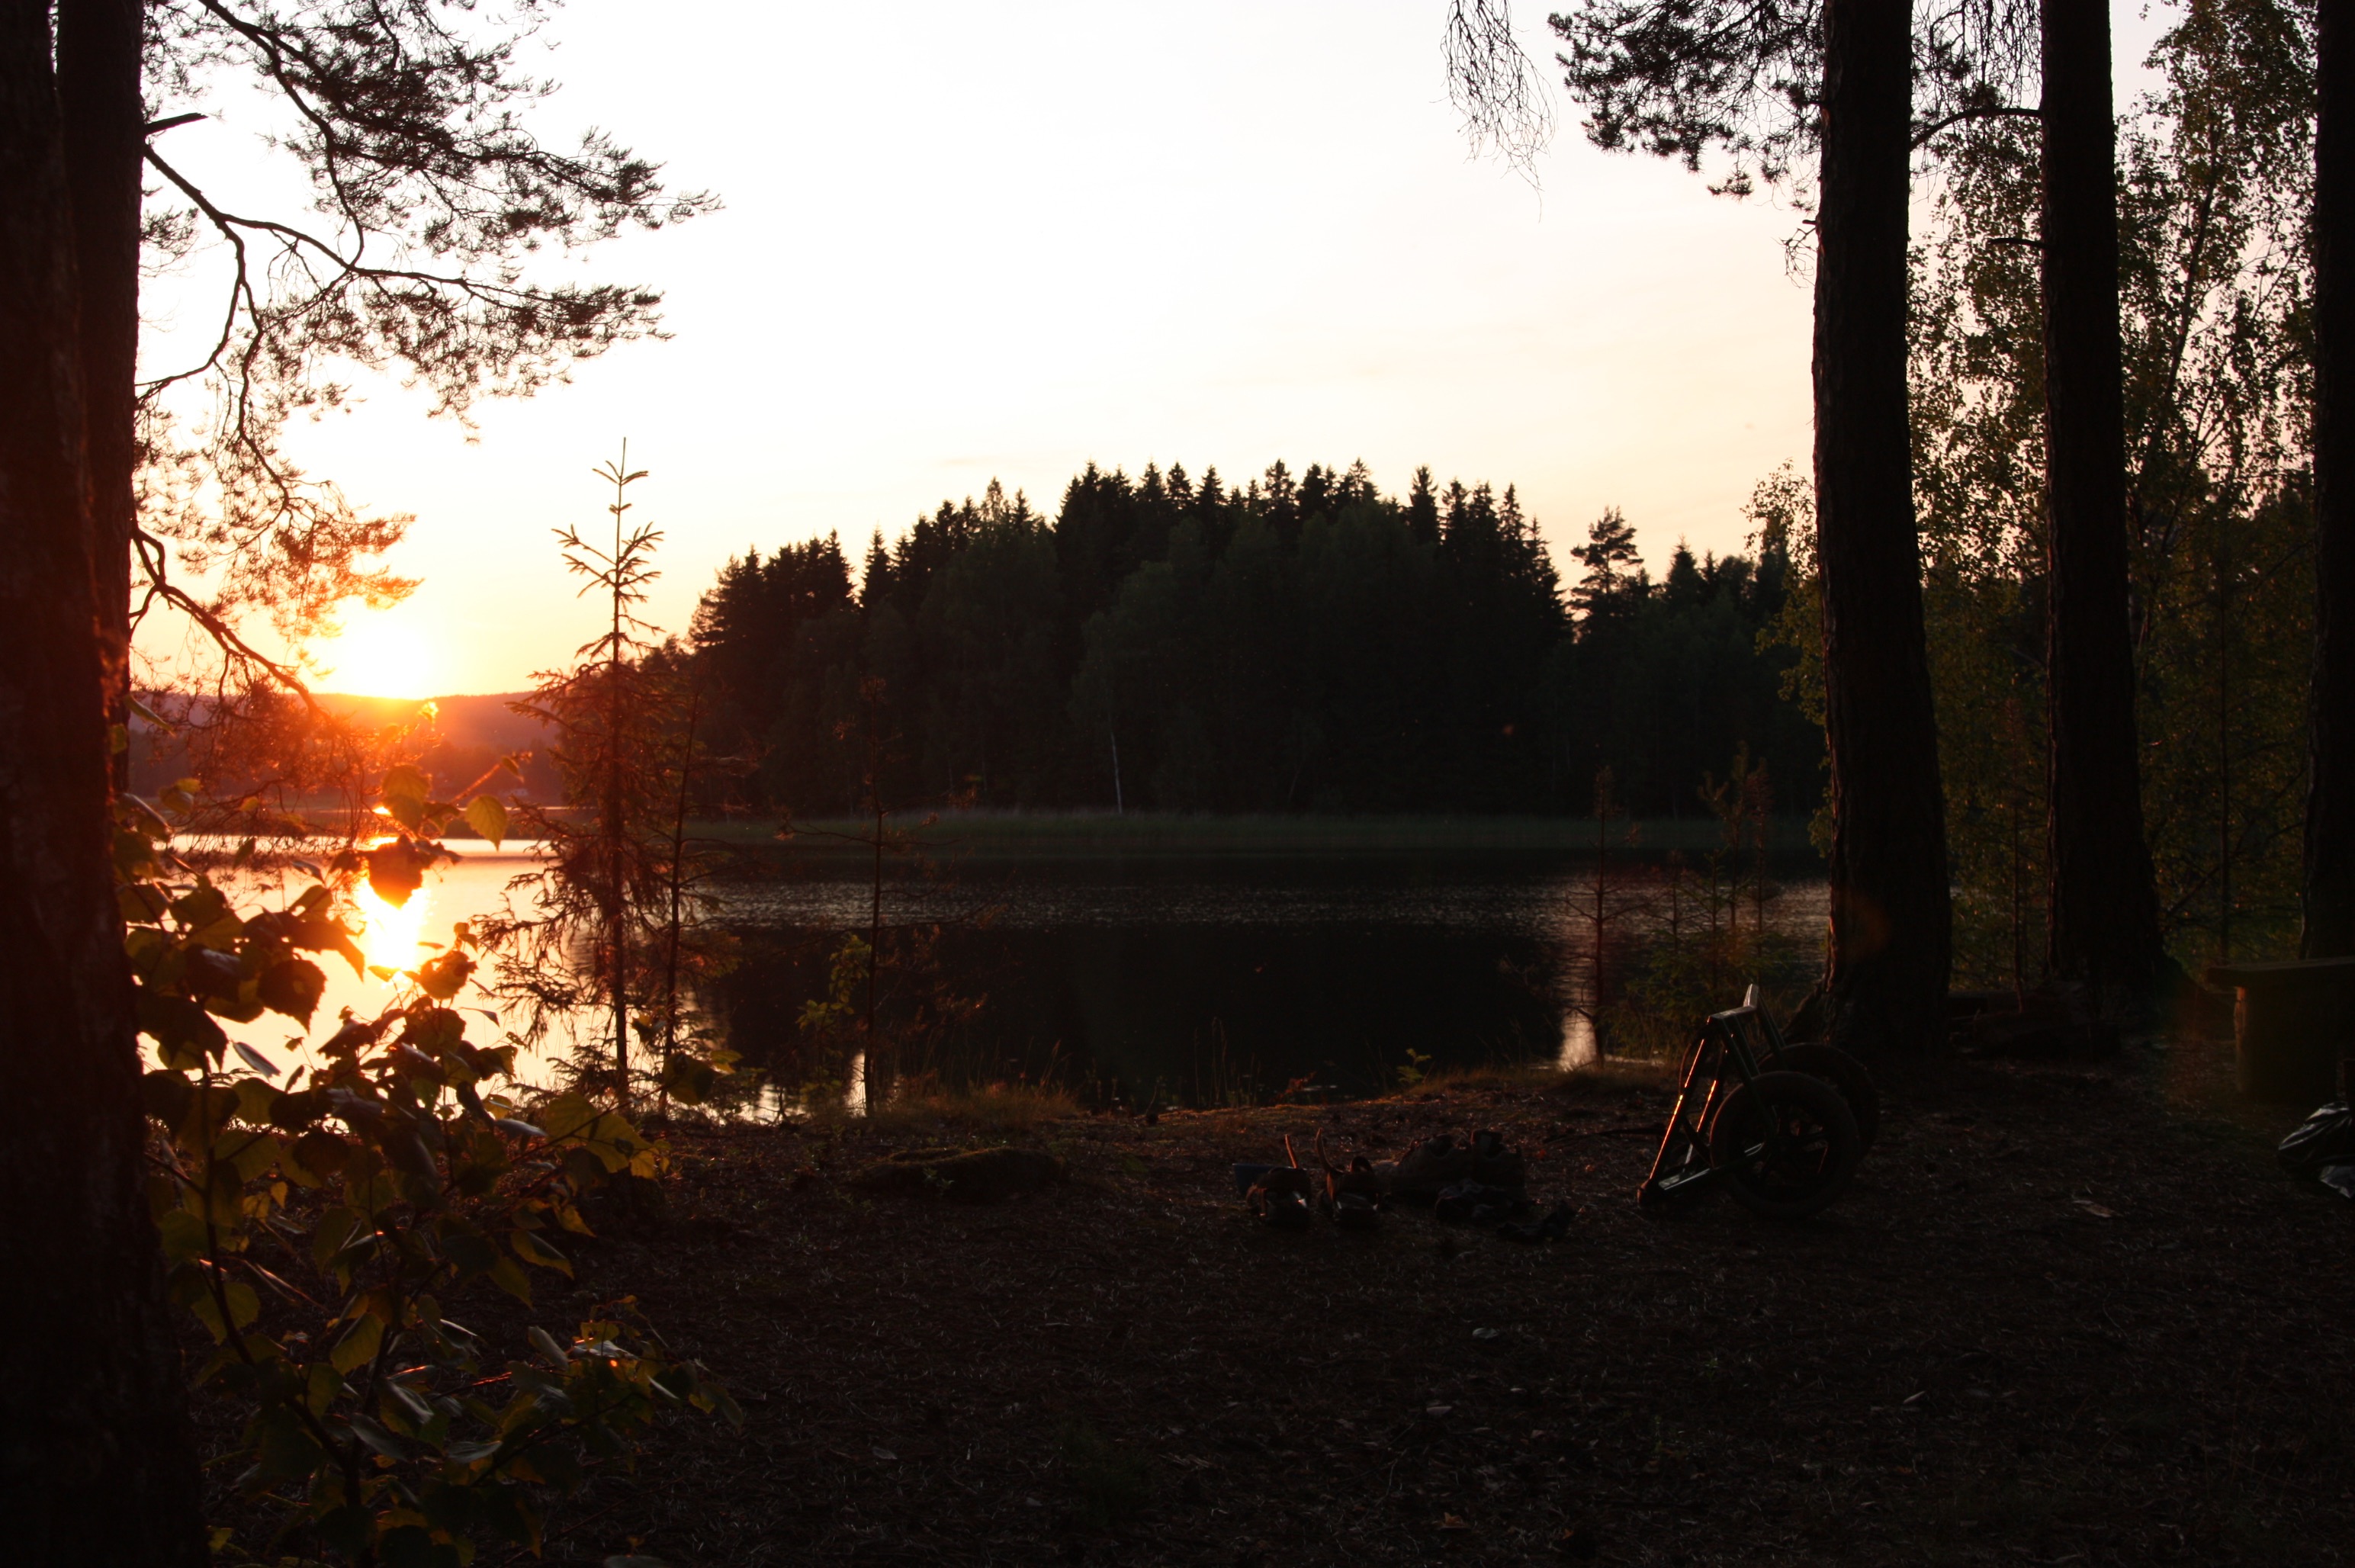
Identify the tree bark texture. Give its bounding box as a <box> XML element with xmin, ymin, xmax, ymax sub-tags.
<box><xmin>0</xmin><ymin>0</ymin><xmax>208</xmax><ymax>1559</ymax></box>
<box><xmin>2039</xmin><ymin>0</ymin><xmax>2165</xmax><ymax>996</ymax></box>
<box><xmin>1812</xmin><ymin>0</ymin><xmax>1952</xmax><ymax>1053</ymax></box>
<box><xmin>58</xmin><ymin>0</ymin><xmax>141</xmax><ymax>692</ymax></box>
<box><xmin>2307</xmin><ymin>0</ymin><xmax>2355</xmax><ymax>956</ymax></box>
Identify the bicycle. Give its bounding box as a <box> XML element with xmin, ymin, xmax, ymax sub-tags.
<box><xmin>1638</xmin><ymin>985</ymin><xmax>1877</xmax><ymax>1219</ymax></box>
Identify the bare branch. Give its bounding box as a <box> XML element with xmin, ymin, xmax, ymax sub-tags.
<box><xmin>1445</xmin><ymin>0</ymin><xmax>1558</xmax><ymax>182</ymax></box>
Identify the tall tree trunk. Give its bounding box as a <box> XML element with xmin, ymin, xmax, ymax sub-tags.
<box><xmin>2306</xmin><ymin>0</ymin><xmax>2355</xmax><ymax>957</ymax></box>
<box><xmin>1812</xmin><ymin>0</ymin><xmax>1952</xmax><ymax>1053</ymax></box>
<box><xmin>2041</xmin><ymin>0</ymin><xmax>2164</xmax><ymax>998</ymax></box>
<box><xmin>0</xmin><ymin>0</ymin><xmax>207</xmax><ymax>1557</ymax></box>
<box><xmin>57</xmin><ymin>0</ymin><xmax>141</xmax><ymax>774</ymax></box>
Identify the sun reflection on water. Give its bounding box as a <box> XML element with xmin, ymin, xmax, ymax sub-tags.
<box><xmin>351</xmin><ymin>870</ymin><xmax>432</xmax><ymax>977</ymax></box>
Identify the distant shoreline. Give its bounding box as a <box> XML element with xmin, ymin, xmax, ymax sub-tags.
<box><xmin>708</xmin><ymin>811</ymin><xmax>1827</xmax><ymax>863</ymax></box>
<box><xmin>177</xmin><ymin>809</ymin><xmax>1826</xmax><ymax>863</ymax></box>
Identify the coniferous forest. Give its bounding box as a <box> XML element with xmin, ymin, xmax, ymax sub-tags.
<box><xmin>690</xmin><ymin>461</ymin><xmax>1819</xmax><ymax>820</ymax></box>
<box><xmin>11</xmin><ymin>3</ymin><xmax>2355</xmax><ymax>1566</ymax></box>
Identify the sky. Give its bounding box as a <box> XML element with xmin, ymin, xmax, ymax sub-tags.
<box><xmin>132</xmin><ymin>1</ymin><xmax>2173</xmax><ymax>699</ymax></box>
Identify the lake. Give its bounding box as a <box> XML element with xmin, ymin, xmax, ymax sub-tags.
<box><xmin>256</xmin><ymin>835</ymin><xmax>1830</xmax><ymax>1113</ymax></box>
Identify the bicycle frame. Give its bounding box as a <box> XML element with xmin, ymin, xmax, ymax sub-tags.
<box><xmin>1638</xmin><ymin>998</ymin><xmax>1796</xmax><ymax>1207</ymax></box>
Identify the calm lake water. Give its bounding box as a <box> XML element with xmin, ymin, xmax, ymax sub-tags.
<box><xmin>251</xmin><ymin>840</ymin><xmax>1828</xmax><ymax>1110</ymax></box>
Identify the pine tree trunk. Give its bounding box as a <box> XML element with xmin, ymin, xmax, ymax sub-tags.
<box><xmin>0</xmin><ymin>0</ymin><xmax>207</xmax><ymax>1554</ymax></box>
<box><xmin>57</xmin><ymin>0</ymin><xmax>141</xmax><ymax>759</ymax></box>
<box><xmin>1812</xmin><ymin>0</ymin><xmax>1952</xmax><ymax>1053</ymax></box>
<box><xmin>2040</xmin><ymin>0</ymin><xmax>2165</xmax><ymax>997</ymax></box>
<box><xmin>2306</xmin><ymin>0</ymin><xmax>2355</xmax><ymax>957</ymax></box>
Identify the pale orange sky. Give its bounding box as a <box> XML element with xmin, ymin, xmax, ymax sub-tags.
<box><xmin>134</xmin><ymin>1</ymin><xmax>2173</xmax><ymax>699</ymax></box>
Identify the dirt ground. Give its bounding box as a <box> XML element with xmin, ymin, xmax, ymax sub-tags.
<box><xmin>511</xmin><ymin>1036</ymin><xmax>2351</xmax><ymax>1567</ymax></box>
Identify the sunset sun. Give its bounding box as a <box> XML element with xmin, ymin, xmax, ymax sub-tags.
<box><xmin>323</xmin><ymin>615</ymin><xmax>435</xmax><ymax>699</ymax></box>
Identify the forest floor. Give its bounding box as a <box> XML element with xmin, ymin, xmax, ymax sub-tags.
<box><xmin>521</xmin><ymin>1036</ymin><xmax>2350</xmax><ymax>1568</ymax></box>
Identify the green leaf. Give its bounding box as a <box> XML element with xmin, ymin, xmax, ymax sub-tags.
<box><xmin>155</xmin><ymin>1207</ymin><xmax>207</xmax><ymax>1264</ymax></box>
<box><xmin>118</xmin><ymin>882</ymin><xmax>169</xmax><ymax>924</ymax></box>
<box><xmin>232</xmin><ymin>1039</ymin><xmax>282</xmax><ymax>1080</ymax></box>
<box><xmin>136</xmin><ymin>987</ymin><xmax>226</xmax><ymax>1068</ymax></box>
<box><xmin>527</xmin><ymin>1326</ymin><xmax>569</xmax><ymax>1368</ymax></box>
<box><xmin>463</xmin><ymin>793</ymin><xmax>509</xmax><ymax>847</ymax></box>
<box><xmin>345</xmin><ymin>1412</ymin><xmax>408</xmax><ymax>1461</ymax></box>
<box><xmin>536</xmin><ymin>1093</ymin><xmax>599</xmax><ymax>1143</ymax></box>
<box><xmin>382</xmin><ymin>1379</ymin><xmax>435</xmax><ymax>1428</ymax></box>
<box><xmin>294</xmin><ymin>1128</ymin><xmax>352</xmax><ymax>1180</ymax></box>
<box><xmin>381</xmin><ymin>764</ymin><xmax>430</xmax><ymax>808</ymax></box>
<box><xmin>268</xmin><ymin>1087</ymin><xmax>330</xmax><ymax>1131</ymax></box>
<box><xmin>307</xmin><ymin>1361</ymin><xmax>346</xmax><ymax>1418</ymax></box>
<box><xmin>365</xmin><ymin>840</ymin><xmax>426</xmax><ymax>907</ymax></box>
<box><xmin>258</xmin><ymin>957</ymin><xmax>327</xmax><ymax>1023</ymax></box>
<box><xmin>509</xmin><ymin>1229</ymin><xmax>572</xmax><ymax>1276</ymax></box>
<box><xmin>293</xmin><ymin>915</ymin><xmax>368</xmax><ymax>978</ymax></box>
<box><xmin>232</xmin><ymin>1076</ymin><xmax>279</xmax><ymax>1125</ymax></box>
<box><xmin>329</xmin><ymin>1313</ymin><xmax>384</xmax><ymax>1375</ymax></box>
<box><xmin>440</xmin><ymin>1226</ymin><xmax>501</xmax><ymax>1278</ymax></box>
<box><xmin>660</xmin><ymin>1053</ymin><xmax>715</xmax><ymax>1107</ymax></box>
<box><xmin>194</xmin><ymin>1280</ymin><xmax>261</xmax><ymax>1337</ymax></box>
<box><xmin>486</xmin><ymin>1255</ymin><xmax>532</xmax><ymax>1306</ymax></box>
<box><xmin>229</xmin><ymin>1130</ymin><xmax>284</xmax><ymax>1184</ymax></box>
<box><xmin>415</xmin><ymin>948</ymin><xmax>475</xmax><ymax>1001</ymax></box>
<box><xmin>142</xmin><ymin>1068</ymin><xmax>195</xmax><ymax>1129</ymax></box>
<box><xmin>254</xmin><ymin>1404</ymin><xmax>329</xmax><ymax>1481</ymax></box>
<box><xmin>169</xmin><ymin>882</ymin><xmax>228</xmax><ymax>928</ymax></box>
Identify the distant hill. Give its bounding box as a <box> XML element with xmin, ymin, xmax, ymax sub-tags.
<box><xmin>130</xmin><ymin>689</ymin><xmax>563</xmax><ymax>805</ymax></box>
<box><xmin>322</xmin><ymin>692</ymin><xmax>560</xmax><ymax>802</ymax></box>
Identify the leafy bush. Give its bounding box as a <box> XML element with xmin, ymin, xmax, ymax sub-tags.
<box><xmin>124</xmin><ymin>771</ymin><xmax>737</xmax><ymax>1565</ymax></box>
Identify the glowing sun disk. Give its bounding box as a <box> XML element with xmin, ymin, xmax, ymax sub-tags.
<box><xmin>326</xmin><ymin>615</ymin><xmax>435</xmax><ymax>699</ymax></box>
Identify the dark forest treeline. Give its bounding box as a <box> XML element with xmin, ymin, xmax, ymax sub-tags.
<box><xmin>690</xmin><ymin>459</ymin><xmax>1820</xmax><ymax>818</ymax></box>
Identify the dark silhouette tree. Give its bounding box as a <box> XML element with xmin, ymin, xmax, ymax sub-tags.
<box><xmin>2309</xmin><ymin>0</ymin><xmax>2355</xmax><ymax>957</ymax></box>
<box><xmin>697</xmin><ymin>457</ymin><xmax>1810</xmax><ymax>823</ymax></box>
<box><xmin>2</xmin><ymin>4</ymin><xmax>703</xmax><ymax>1550</ymax></box>
<box><xmin>2039</xmin><ymin>0</ymin><xmax>2167</xmax><ymax>999</ymax></box>
<box><xmin>1808</xmin><ymin>0</ymin><xmax>1953</xmax><ymax>1052</ymax></box>
<box><xmin>2</xmin><ymin>2</ymin><xmax>207</xmax><ymax>1557</ymax></box>
<box><xmin>1532</xmin><ymin>0</ymin><xmax>2046</xmax><ymax>1049</ymax></box>
<box><xmin>129</xmin><ymin>1</ymin><xmax>709</xmax><ymax>695</ymax></box>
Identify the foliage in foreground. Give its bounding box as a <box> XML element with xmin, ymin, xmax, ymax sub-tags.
<box><xmin>125</xmin><ymin>773</ymin><xmax>737</xmax><ymax>1565</ymax></box>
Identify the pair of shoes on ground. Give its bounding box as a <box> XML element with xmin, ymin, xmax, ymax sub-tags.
<box><xmin>1392</xmin><ymin>1129</ymin><xmax>1528</xmax><ymax>1199</ymax></box>
<box><xmin>1245</xmin><ymin>1160</ymin><xmax>1316</xmax><ymax>1229</ymax></box>
<box><xmin>1243</xmin><ymin>1133</ymin><xmax>1385</xmax><ymax>1230</ymax></box>
<box><xmin>1316</xmin><ymin>1131</ymin><xmax>1384</xmax><ymax>1230</ymax></box>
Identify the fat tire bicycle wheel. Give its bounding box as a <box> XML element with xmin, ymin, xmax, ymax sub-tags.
<box><xmin>1708</xmin><ymin>1070</ymin><xmax>1861</xmax><ymax>1219</ymax></box>
<box><xmin>1765</xmin><ymin>1042</ymin><xmax>1880</xmax><ymax>1154</ymax></box>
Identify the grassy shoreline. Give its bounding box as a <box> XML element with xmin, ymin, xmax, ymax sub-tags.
<box><xmin>203</xmin><ymin>808</ymin><xmax>1828</xmax><ymax>863</ymax></box>
<box><xmin>700</xmin><ymin>810</ymin><xmax>1829</xmax><ymax>863</ymax></box>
